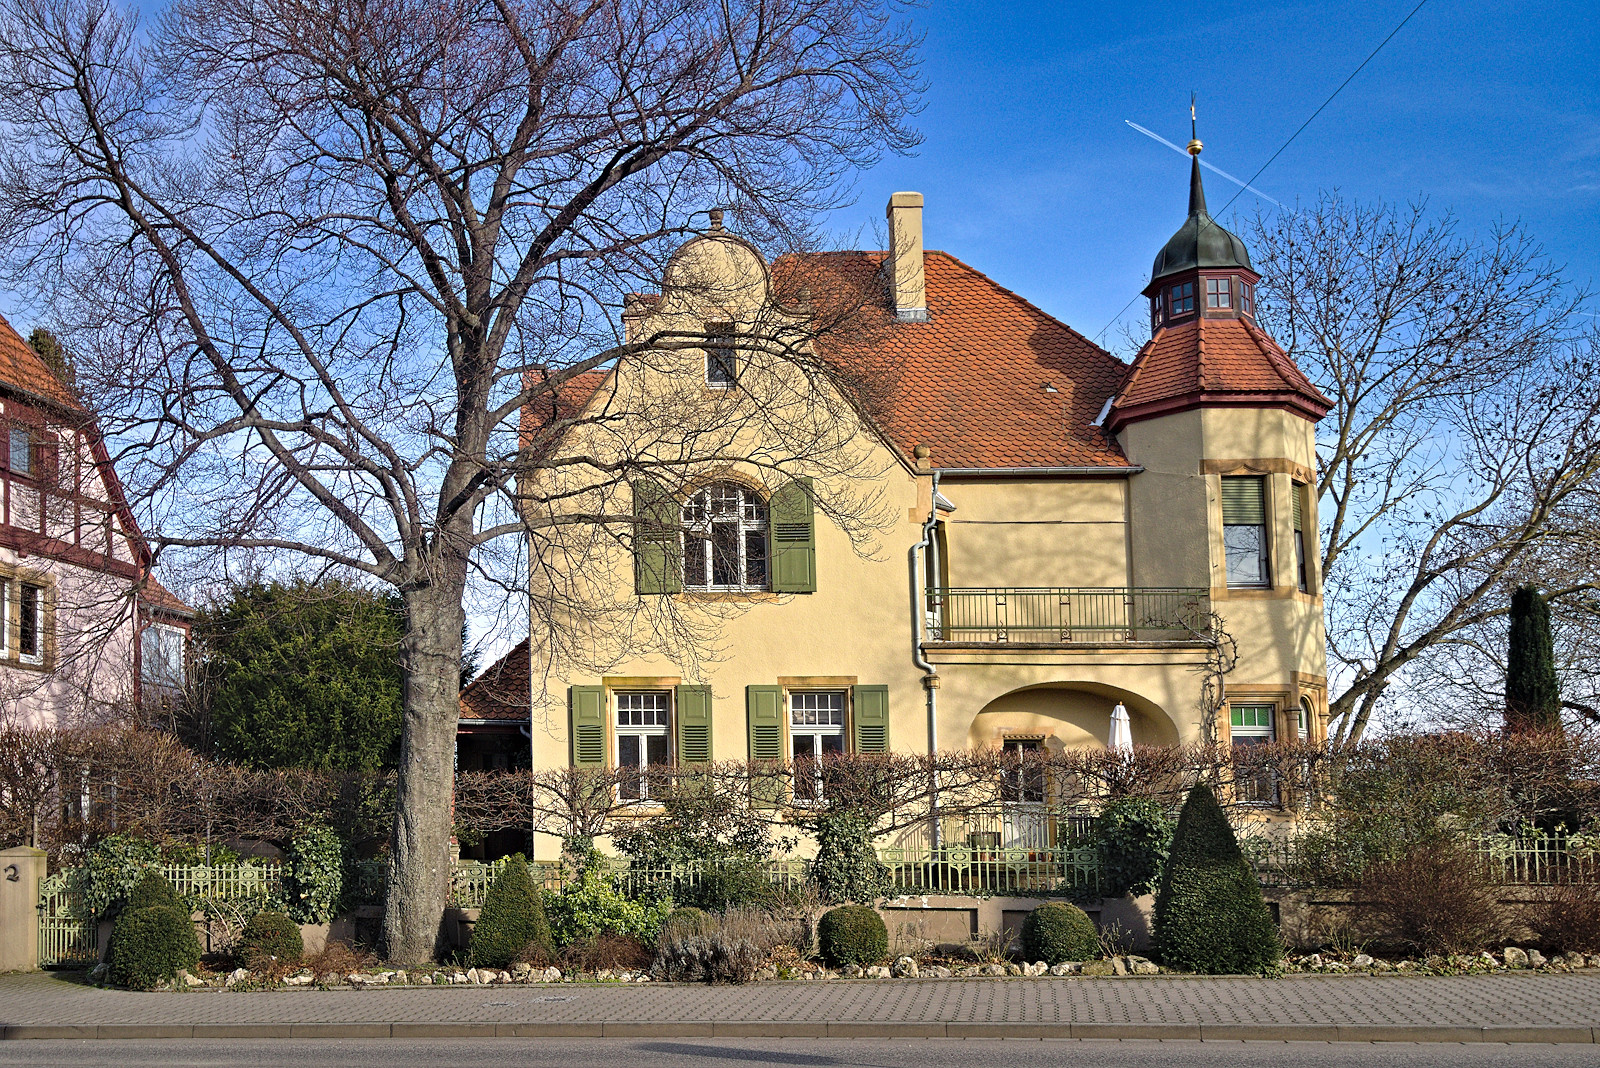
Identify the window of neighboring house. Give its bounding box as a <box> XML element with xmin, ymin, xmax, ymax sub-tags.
<box><xmin>8</xmin><ymin>427</ymin><xmax>30</xmax><ymax>476</ymax></box>
<box><xmin>140</xmin><ymin>623</ymin><xmax>185</xmax><ymax>690</ymax></box>
<box><xmin>1221</xmin><ymin>476</ymin><xmax>1270</xmax><ymax>588</ymax></box>
<box><xmin>1239</xmin><ymin>281</ymin><xmax>1255</xmax><ymax>318</ymax></box>
<box><xmin>1292</xmin><ymin>482</ymin><xmax>1310</xmax><ymax>593</ymax></box>
<box><xmin>1000</xmin><ymin>737</ymin><xmax>1046</xmax><ymax>804</ymax></box>
<box><xmin>1168</xmin><ymin>281</ymin><xmax>1195</xmax><ymax>316</ymax></box>
<box><xmin>1206</xmin><ymin>277</ymin><xmax>1232</xmax><ymax>309</ymax></box>
<box><xmin>682</xmin><ymin>482</ymin><xmax>768</xmax><ymax>590</ymax></box>
<box><xmin>704</xmin><ymin>322</ymin><xmax>736</xmax><ymax>388</ymax></box>
<box><xmin>615</xmin><ymin>691</ymin><xmax>670</xmax><ymax>801</ymax></box>
<box><xmin>1230</xmin><ymin>703</ymin><xmax>1277</xmax><ymax>804</ymax></box>
<box><xmin>18</xmin><ymin>582</ymin><xmax>43</xmax><ymax>664</ymax></box>
<box><xmin>790</xmin><ymin>691</ymin><xmax>846</xmax><ymax>800</ymax></box>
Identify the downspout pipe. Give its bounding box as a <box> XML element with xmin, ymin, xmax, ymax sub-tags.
<box><xmin>910</xmin><ymin>468</ymin><xmax>941</xmax><ymax>852</ymax></box>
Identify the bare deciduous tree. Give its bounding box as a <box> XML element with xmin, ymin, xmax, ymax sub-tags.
<box><xmin>0</xmin><ymin>0</ymin><xmax>922</xmax><ymax>961</ymax></box>
<box><xmin>1251</xmin><ymin>195</ymin><xmax>1600</xmax><ymax>743</ymax></box>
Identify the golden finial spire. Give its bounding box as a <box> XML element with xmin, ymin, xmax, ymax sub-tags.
<box><xmin>1187</xmin><ymin>93</ymin><xmax>1203</xmax><ymax>156</ymax></box>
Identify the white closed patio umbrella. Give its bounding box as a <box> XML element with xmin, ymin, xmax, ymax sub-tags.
<box><xmin>1109</xmin><ymin>703</ymin><xmax>1134</xmax><ymax>755</ymax></box>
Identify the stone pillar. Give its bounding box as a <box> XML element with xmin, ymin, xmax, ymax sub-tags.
<box><xmin>0</xmin><ymin>846</ymin><xmax>47</xmax><ymax>972</ymax></box>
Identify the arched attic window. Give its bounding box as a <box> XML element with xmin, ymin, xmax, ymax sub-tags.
<box><xmin>682</xmin><ymin>482</ymin><xmax>768</xmax><ymax>590</ymax></box>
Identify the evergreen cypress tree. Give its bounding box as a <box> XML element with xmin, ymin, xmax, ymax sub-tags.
<box><xmin>1153</xmin><ymin>784</ymin><xmax>1281</xmax><ymax>974</ymax></box>
<box><xmin>1506</xmin><ymin>586</ymin><xmax>1562</xmax><ymax>733</ymax></box>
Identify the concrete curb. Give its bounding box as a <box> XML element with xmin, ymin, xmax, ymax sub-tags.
<box><xmin>1</xmin><ymin>1021</ymin><xmax>1597</xmax><ymax>1043</ymax></box>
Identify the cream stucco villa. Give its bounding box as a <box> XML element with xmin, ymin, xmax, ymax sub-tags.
<box><xmin>461</xmin><ymin>148</ymin><xmax>1331</xmax><ymax>861</ymax></box>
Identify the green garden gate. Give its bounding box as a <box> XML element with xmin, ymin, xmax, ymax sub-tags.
<box><xmin>37</xmin><ymin>871</ymin><xmax>96</xmax><ymax>967</ymax></box>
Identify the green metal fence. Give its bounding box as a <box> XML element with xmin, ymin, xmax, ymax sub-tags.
<box><xmin>927</xmin><ymin>588</ymin><xmax>1210</xmax><ymax>643</ymax></box>
<box><xmin>1244</xmin><ymin>833</ymin><xmax>1600</xmax><ymax>889</ymax></box>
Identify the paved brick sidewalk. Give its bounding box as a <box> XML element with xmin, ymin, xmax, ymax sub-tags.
<box><xmin>3</xmin><ymin>972</ymin><xmax>1599</xmax><ymax>1043</ymax></box>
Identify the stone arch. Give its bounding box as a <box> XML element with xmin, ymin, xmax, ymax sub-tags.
<box><xmin>964</xmin><ymin>681</ymin><xmax>1181</xmax><ymax>751</ymax></box>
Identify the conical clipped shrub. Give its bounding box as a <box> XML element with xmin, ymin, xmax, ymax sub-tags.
<box><xmin>124</xmin><ymin>870</ymin><xmax>182</xmax><ymax>913</ymax></box>
<box><xmin>1154</xmin><ymin>784</ymin><xmax>1281</xmax><ymax>974</ymax></box>
<box><xmin>470</xmin><ymin>855</ymin><xmax>554</xmax><ymax>968</ymax></box>
<box><xmin>109</xmin><ymin>906</ymin><xmax>201</xmax><ymax>989</ymax></box>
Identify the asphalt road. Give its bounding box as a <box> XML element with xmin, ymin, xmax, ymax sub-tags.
<box><xmin>0</xmin><ymin>1039</ymin><xmax>1595</xmax><ymax>1068</ymax></box>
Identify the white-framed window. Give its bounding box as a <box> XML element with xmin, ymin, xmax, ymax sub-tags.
<box><xmin>141</xmin><ymin>623</ymin><xmax>186</xmax><ymax>689</ymax></box>
<box><xmin>704</xmin><ymin>322</ymin><xmax>737</xmax><ymax>388</ymax></box>
<box><xmin>1231</xmin><ymin>702</ymin><xmax>1277</xmax><ymax>805</ymax></box>
<box><xmin>1221</xmin><ymin>476</ymin><xmax>1270</xmax><ymax>588</ymax></box>
<box><xmin>1298</xmin><ymin>697</ymin><xmax>1313</xmax><ymax>742</ymax></box>
<box><xmin>1001</xmin><ymin>737</ymin><xmax>1046</xmax><ymax>804</ymax></box>
<box><xmin>615</xmin><ymin>690</ymin><xmax>671</xmax><ymax>801</ymax></box>
<box><xmin>790</xmin><ymin>690</ymin><xmax>846</xmax><ymax>800</ymax></box>
<box><xmin>18</xmin><ymin>582</ymin><xmax>43</xmax><ymax>664</ymax></box>
<box><xmin>682</xmin><ymin>482</ymin><xmax>768</xmax><ymax>590</ymax></box>
<box><xmin>8</xmin><ymin>427</ymin><xmax>30</xmax><ymax>476</ymax></box>
<box><xmin>1168</xmin><ymin>281</ymin><xmax>1195</xmax><ymax>316</ymax></box>
<box><xmin>1206</xmin><ymin>277</ymin><xmax>1232</xmax><ymax>309</ymax></box>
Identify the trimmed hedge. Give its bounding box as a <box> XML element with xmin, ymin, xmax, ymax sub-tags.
<box><xmin>109</xmin><ymin>906</ymin><xmax>201</xmax><ymax>990</ymax></box>
<box><xmin>239</xmin><ymin>910</ymin><xmax>304</xmax><ymax>966</ymax></box>
<box><xmin>471</xmin><ymin>855</ymin><xmax>554</xmax><ymax>968</ymax></box>
<box><xmin>817</xmin><ymin>905</ymin><xmax>887</xmax><ymax>967</ymax></box>
<box><xmin>1020</xmin><ymin>902</ymin><xmax>1099</xmax><ymax>964</ymax></box>
<box><xmin>1154</xmin><ymin>784</ymin><xmax>1282</xmax><ymax>974</ymax></box>
<box><xmin>124</xmin><ymin>870</ymin><xmax>182</xmax><ymax>913</ymax></box>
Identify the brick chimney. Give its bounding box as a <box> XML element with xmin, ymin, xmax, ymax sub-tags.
<box><xmin>886</xmin><ymin>192</ymin><xmax>928</xmax><ymax>322</ymax></box>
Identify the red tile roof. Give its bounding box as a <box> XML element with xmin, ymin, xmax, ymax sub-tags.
<box><xmin>519</xmin><ymin>370</ymin><xmax>612</xmax><ymax>454</ymax></box>
<box><xmin>460</xmin><ymin>639</ymin><xmax>531</xmax><ymax>723</ymax></box>
<box><xmin>0</xmin><ymin>313</ymin><xmax>83</xmax><ymax>410</ymax></box>
<box><xmin>1108</xmin><ymin>315</ymin><xmax>1332</xmax><ymax>431</ymax></box>
<box><xmin>796</xmin><ymin>251</ymin><xmax>1133</xmax><ymax>469</ymax></box>
<box><xmin>140</xmin><ymin>577</ymin><xmax>194</xmax><ymax>618</ymax></box>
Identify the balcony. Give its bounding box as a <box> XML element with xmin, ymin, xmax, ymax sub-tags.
<box><xmin>926</xmin><ymin>587</ymin><xmax>1210</xmax><ymax>645</ymax></box>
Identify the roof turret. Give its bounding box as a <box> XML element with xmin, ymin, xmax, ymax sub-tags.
<box><xmin>1148</xmin><ymin>137</ymin><xmax>1252</xmax><ymax>285</ymax></box>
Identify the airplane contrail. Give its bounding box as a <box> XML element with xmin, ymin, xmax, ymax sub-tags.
<box><xmin>1125</xmin><ymin>121</ymin><xmax>1284</xmax><ymax>208</ymax></box>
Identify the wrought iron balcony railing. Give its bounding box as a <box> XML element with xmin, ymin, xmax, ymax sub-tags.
<box><xmin>926</xmin><ymin>587</ymin><xmax>1210</xmax><ymax>644</ymax></box>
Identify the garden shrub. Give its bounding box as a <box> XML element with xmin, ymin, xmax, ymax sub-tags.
<box><xmin>1020</xmin><ymin>902</ymin><xmax>1099</xmax><ymax>964</ymax></box>
<box><xmin>652</xmin><ymin>907</ymin><xmax>806</xmax><ymax>984</ymax></box>
<box><xmin>1525</xmin><ymin>877</ymin><xmax>1600</xmax><ymax>954</ymax></box>
<box><xmin>1095</xmin><ymin>796</ymin><xmax>1175</xmax><ymax>898</ymax></box>
<box><xmin>471</xmin><ymin>855</ymin><xmax>555</xmax><ymax>969</ymax></box>
<box><xmin>545</xmin><ymin>858</ymin><xmax>673</xmax><ymax>948</ymax></box>
<box><xmin>238</xmin><ymin>910</ymin><xmax>304</xmax><ymax>967</ymax></box>
<box><xmin>810</xmin><ymin>812</ymin><xmax>889</xmax><ymax>905</ymax></box>
<box><xmin>1358</xmin><ymin>842</ymin><xmax>1505</xmax><ymax>954</ymax></box>
<box><xmin>817</xmin><ymin>904</ymin><xmax>888</xmax><ymax>967</ymax></box>
<box><xmin>561</xmin><ymin>933</ymin><xmax>654</xmax><ymax>972</ymax></box>
<box><xmin>1153</xmin><ymin>784</ymin><xmax>1282</xmax><ymax>974</ymax></box>
<box><xmin>612</xmin><ymin>784</ymin><xmax>793</xmax><ymax>910</ymax></box>
<box><xmin>109</xmin><ymin>906</ymin><xmax>202</xmax><ymax>989</ymax></box>
<box><xmin>125</xmin><ymin>870</ymin><xmax>184</xmax><ymax>913</ymax></box>
<box><xmin>78</xmin><ymin>835</ymin><xmax>160</xmax><ymax>916</ymax></box>
<box><xmin>283</xmin><ymin>825</ymin><xmax>343</xmax><ymax>924</ymax></box>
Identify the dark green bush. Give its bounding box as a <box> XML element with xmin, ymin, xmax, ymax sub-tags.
<box><xmin>124</xmin><ymin>870</ymin><xmax>183</xmax><ymax>913</ymax></box>
<box><xmin>1095</xmin><ymin>796</ymin><xmax>1175</xmax><ymax>898</ymax></box>
<box><xmin>239</xmin><ymin>910</ymin><xmax>304</xmax><ymax>967</ymax></box>
<box><xmin>817</xmin><ymin>904</ymin><xmax>887</xmax><ymax>967</ymax></box>
<box><xmin>109</xmin><ymin>906</ymin><xmax>202</xmax><ymax>989</ymax></box>
<box><xmin>471</xmin><ymin>855</ymin><xmax>554</xmax><ymax>968</ymax></box>
<box><xmin>1154</xmin><ymin>784</ymin><xmax>1282</xmax><ymax>974</ymax></box>
<box><xmin>1020</xmin><ymin>902</ymin><xmax>1099</xmax><ymax>964</ymax></box>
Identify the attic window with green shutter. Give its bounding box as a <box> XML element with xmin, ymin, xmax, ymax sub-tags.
<box><xmin>1221</xmin><ymin>476</ymin><xmax>1270</xmax><ymax>588</ymax></box>
<box><xmin>682</xmin><ymin>482</ymin><xmax>767</xmax><ymax>590</ymax></box>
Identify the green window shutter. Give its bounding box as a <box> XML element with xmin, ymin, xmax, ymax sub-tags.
<box><xmin>675</xmin><ymin>684</ymin><xmax>713</xmax><ymax>764</ymax></box>
<box><xmin>1221</xmin><ymin>476</ymin><xmax>1266</xmax><ymax>526</ymax></box>
<box><xmin>632</xmin><ymin>477</ymin><xmax>682</xmax><ymax>595</ymax></box>
<box><xmin>746</xmin><ymin>684</ymin><xmax>785</xmax><ymax>809</ymax></box>
<box><xmin>852</xmin><ymin>684</ymin><xmax>890</xmax><ymax>754</ymax></box>
<box><xmin>1291</xmin><ymin>483</ymin><xmax>1305</xmax><ymax>532</ymax></box>
<box><xmin>768</xmin><ymin>476</ymin><xmax>816</xmax><ymax>593</ymax></box>
<box><xmin>568</xmin><ymin>685</ymin><xmax>606</xmax><ymax>767</ymax></box>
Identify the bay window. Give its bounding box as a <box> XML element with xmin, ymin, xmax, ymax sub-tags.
<box><xmin>1221</xmin><ymin>476</ymin><xmax>1270</xmax><ymax>588</ymax></box>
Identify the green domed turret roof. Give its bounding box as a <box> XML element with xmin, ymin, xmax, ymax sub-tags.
<box><xmin>1150</xmin><ymin>155</ymin><xmax>1252</xmax><ymax>284</ymax></box>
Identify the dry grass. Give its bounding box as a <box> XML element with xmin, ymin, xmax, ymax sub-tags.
<box><xmin>304</xmin><ymin>940</ymin><xmax>376</xmax><ymax>979</ymax></box>
<box><xmin>653</xmin><ymin>908</ymin><xmax>808</xmax><ymax>984</ymax></box>
<box><xmin>560</xmin><ymin>934</ymin><xmax>653</xmax><ymax>972</ymax></box>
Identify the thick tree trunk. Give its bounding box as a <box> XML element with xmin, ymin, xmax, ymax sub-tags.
<box><xmin>383</xmin><ymin>564</ymin><xmax>468</xmax><ymax>965</ymax></box>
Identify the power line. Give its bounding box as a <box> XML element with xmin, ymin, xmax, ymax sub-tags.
<box><xmin>1093</xmin><ymin>0</ymin><xmax>1432</xmax><ymax>345</ymax></box>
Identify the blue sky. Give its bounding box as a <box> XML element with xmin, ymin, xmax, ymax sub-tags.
<box><xmin>822</xmin><ymin>0</ymin><xmax>1600</xmax><ymax>352</ymax></box>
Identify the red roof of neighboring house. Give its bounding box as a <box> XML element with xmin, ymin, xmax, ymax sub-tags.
<box><xmin>140</xmin><ymin>577</ymin><xmax>194</xmax><ymax>619</ymax></box>
<box><xmin>1108</xmin><ymin>315</ymin><xmax>1332</xmax><ymax>431</ymax></box>
<box><xmin>460</xmin><ymin>639</ymin><xmax>532</xmax><ymax>723</ymax></box>
<box><xmin>519</xmin><ymin>370</ymin><xmax>611</xmax><ymax>454</ymax></box>
<box><xmin>799</xmin><ymin>251</ymin><xmax>1133</xmax><ymax>469</ymax></box>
